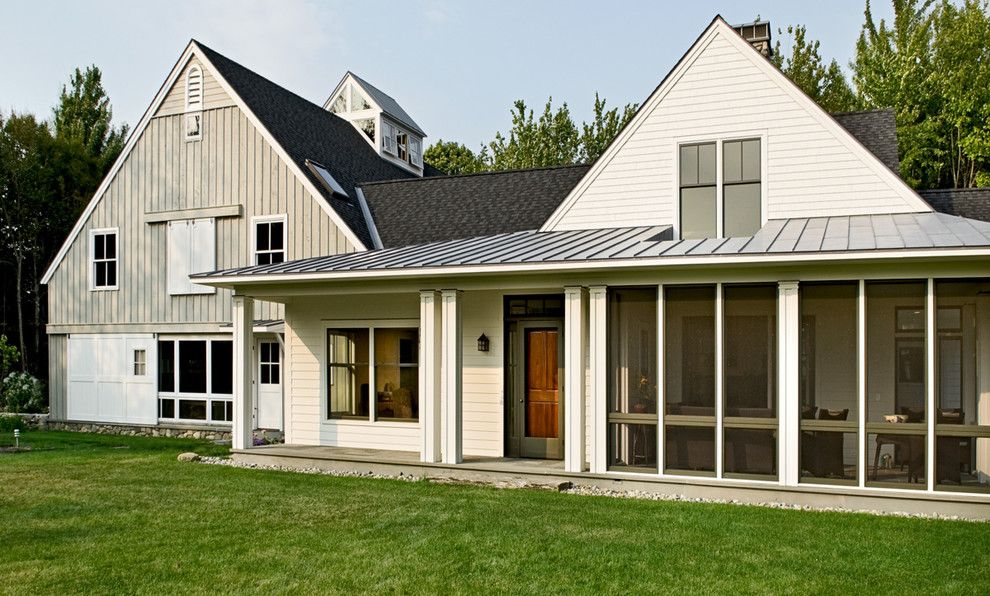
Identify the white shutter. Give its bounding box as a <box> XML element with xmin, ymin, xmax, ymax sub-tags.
<box><xmin>383</xmin><ymin>122</ymin><xmax>397</xmax><ymax>155</ymax></box>
<box><xmin>167</xmin><ymin>218</ymin><xmax>215</xmax><ymax>295</ymax></box>
<box><xmin>188</xmin><ymin>218</ymin><xmax>216</xmax><ymax>295</ymax></box>
<box><xmin>167</xmin><ymin>221</ymin><xmax>191</xmax><ymax>295</ymax></box>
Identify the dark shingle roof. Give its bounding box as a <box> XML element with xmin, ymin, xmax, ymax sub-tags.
<box><xmin>359</xmin><ymin>164</ymin><xmax>591</xmax><ymax>248</ymax></box>
<box><xmin>920</xmin><ymin>188</ymin><xmax>990</xmax><ymax>222</ymax></box>
<box><xmin>347</xmin><ymin>72</ymin><xmax>426</xmax><ymax>136</ymax></box>
<box><xmin>831</xmin><ymin>109</ymin><xmax>900</xmax><ymax>173</ymax></box>
<box><xmin>195</xmin><ymin>41</ymin><xmax>419</xmax><ymax>249</ymax></box>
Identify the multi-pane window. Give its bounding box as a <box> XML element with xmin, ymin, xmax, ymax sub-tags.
<box><xmin>259</xmin><ymin>341</ymin><xmax>280</xmax><ymax>385</ymax></box>
<box><xmin>91</xmin><ymin>230</ymin><xmax>117</xmax><ymax>289</ymax></box>
<box><xmin>254</xmin><ymin>217</ymin><xmax>285</xmax><ymax>265</ymax></box>
<box><xmin>679</xmin><ymin>139</ymin><xmax>762</xmax><ymax>239</ymax></box>
<box><xmin>326</xmin><ymin>327</ymin><xmax>419</xmax><ymax>422</ymax></box>
<box><xmin>157</xmin><ymin>339</ymin><xmax>233</xmax><ymax>423</ymax></box>
<box><xmin>133</xmin><ymin>349</ymin><xmax>147</xmax><ymax>376</ymax></box>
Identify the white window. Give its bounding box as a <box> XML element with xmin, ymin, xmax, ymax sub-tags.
<box><xmin>259</xmin><ymin>341</ymin><xmax>280</xmax><ymax>384</ymax></box>
<box><xmin>185</xmin><ymin>65</ymin><xmax>203</xmax><ymax>141</ymax></box>
<box><xmin>330</xmin><ymin>84</ymin><xmax>348</xmax><ymax>114</ymax></box>
<box><xmin>253</xmin><ymin>215</ymin><xmax>286</xmax><ymax>265</ymax></box>
<box><xmin>382</xmin><ymin>121</ymin><xmax>397</xmax><ymax>155</ymax></box>
<box><xmin>409</xmin><ymin>136</ymin><xmax>423</xmax><ymax>167</ymax></box>
<box><xmin>90</xmin><ymin>228</ymin><xmax>118</xmax><ymax>290</ymax></box>
<box><xmin>396</xmin><ymin>131</ymin><xmax>408</xmax><ymax>161</ymax></box>
<box><xmin>133</xmin><ymin>349</ymin><xmax>147</xmax><ymax>376</ymax></box>
<box><xmin>678</xmin><ymin>137</ymin><xmax>763</xmax><ymax>239</ymax></box>
<box><xmin>157</xmin><ymin>338</ymin><xmax>233</xmax><ymax>423</ymax></box>
<box><xmin>167</xmin><ymin>218</ymin><xmax>215</xmax><ymax>295</ymax></box>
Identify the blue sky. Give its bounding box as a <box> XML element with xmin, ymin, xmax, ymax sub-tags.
<box><xmin>0</xmin><ymin>1</ymin><xmax>893</xmax><ymax>149</ymax></box>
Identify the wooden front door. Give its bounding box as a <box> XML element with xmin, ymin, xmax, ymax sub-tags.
<box><xmin>509</xmin><ymin>320</ymin><xmax>564</xmax><ymax>459</ymax></box>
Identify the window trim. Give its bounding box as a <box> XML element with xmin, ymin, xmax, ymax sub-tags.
<box><xmin>251</xmin><ymin>214</ymin><xmax>288</xmax><ymax>266</ymax></box>
<box><xmin>321</xmin><ymin>319</ymin><xmax>420</xmax><ymax>426</ymax></box>
<box><xmin>673</xmin><ymin>132</ymin><xmax>767</xmax><ymax>240</ymax></box>
<box><xmin>89</xmin><ymin>227</ymin><xmax>119</xmax><ymax>291</ymax></box>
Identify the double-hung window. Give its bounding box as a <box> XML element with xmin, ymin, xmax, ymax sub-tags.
<box><xmin>679</xmin><ymin>138</ymin><xmax>762</xmax><ymax>239</ymax></box>
<box><xmin>254</xmin><ymin>216</ymin><xmax>286</xmax><ymax>265</ymax></box>
<box><xmin>90</xmin><ymin>229</ymin><xmax>118</xmax><ymax>290</ymax></box>
<box><xmin>326</xmin><ymin>325</ymin><xmax>419</xmax><ymax>422</ymax></box>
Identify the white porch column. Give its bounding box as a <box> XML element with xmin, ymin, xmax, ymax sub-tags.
<box><xmin>440</xmin><ymin>289</ymin><xmax>463</xmax><ymax>464</ymax></box>
<box><xmin>564</xmin><ymin>286</ymin><xmax>588</xmax><ymax>473</ymax></box>
<box><xmin>777</xmin><ymin>281</ymin><xmax>800</xmax><ymax>485</ymax></box>
<box><xmin>419</xmin><ymin>290</ymin><xmax>442</xmax><ymax>462</ymax></box>
<box><xmin>589</xmin><ymin>285</ymin><xmax>608</xmax><ymax>474</ymax></box>
<box><xmin>232</xmin><ymin>294</ymin><xmax>254</xmax><ymax>451</ymax></box>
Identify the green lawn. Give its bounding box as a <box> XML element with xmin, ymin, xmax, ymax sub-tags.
<box><xmin>0</xmin><ymin>432</ymin><xmax>988</xmax><ymax>594</ymax></box>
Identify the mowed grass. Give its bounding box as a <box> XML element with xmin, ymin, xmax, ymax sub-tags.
<box><xmin>0</xmin><ymin>432</ymin><xmax>988</xmax><ymax>595</ymax></box>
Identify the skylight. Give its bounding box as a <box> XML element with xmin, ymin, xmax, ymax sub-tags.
<box><xmin>306</xmin><ymin>160</ymin><xmax>349</xmax><ymax>199</ymax></box>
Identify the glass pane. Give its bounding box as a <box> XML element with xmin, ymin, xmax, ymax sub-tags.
<box><xmin>697</xmin><ymin>142</ymin><xmax>716</xmax><ymax>185</ymax></box>
<box><xmin>106</xmin><ymin>262</ymin><xmax>116</xmax><ymax>286</ymax></box>
<box><xmin>330</xmin><ymin>92</ymin><xmax>347</xmax><ymax>113</ymax></box>
<box><xmin>178</xmin><ymin>399</ymin><xmax>207</xmax><ymax>420</ymax></box>
<box><xmin>800</xmin><ymin>283</ymin><xmax>858</xmax><ymax>420</ymax></box>
<box><xmin>665</xmin><ymin>426</ymin><xmax>715</xmax><ymax>474</ymax></box>
<box><xmin>327</xmin><ymin>329</ymin><xmax>370</xmax><ymax>418</ymax></box>
<box><xmin>211</xmin><ymin>400</ymin><xmax>231</xmax><ymax>422</ymax></box>
<box><xmin>800</xmin><ymin>431</ymin><xmax>857</xmax><ymax>483</ymax></box>
<box><xmin>937</xmin><ymin>437</ymin><xmax>990</xmax><ymax>492</ymax></box>
<box><xmin>159</xmin><ymin>398</ymin><xmax>175</xmax><ymax>419</ymax></box>
<box><xmin>256</xmin><ymin>223</ymin><xmax>270</xmax><ymax>251</ymax></box>
<box><xmin>269</xmin><ymin>222</ymin><xmax>283</xmax><ymax>251</ymax></box>
<box><xmin>742</xmin><ymin>139</ymin><xmax>761</xmax><ymax>180</ymax></box>
<box><xmin>679</xmin><ymin>144</ymin><xmax>698</xmax><ymax>186</ymax></box>
<box><xmin>723</xmin><ymin>182</ymin><xmax>761</xmax><ymax>237</ymax></box>
<box><xmin>178</xmin><ymin>341</ymin><xmax>207</xmax><ymax>393</ymax></box>
<box><xmin>867</xmin><ymin>432</ymin><xmax>926</xmax><ymax>486</ymax></box>
<box><xmin>866</xmin><ymin>281</ymin><xmax>927</xmax><ymax>424</ymax></box>
<box><xmin>105</xmin><ymin>234</ymin><xmax>115</xmax><ymax>259</ymax></box>
<box><xmin>350</xmin><ymin>86</ymin><xmax>371</xmax><ymax>110</ymax></box>
<box><xmin>158</xmin><ymin>340</ymin><xmax>175</xmax><ymax>392</ymax></box>
<box><xmin>95</xmin><ymin>262</ymin><xmax>107</xmax><ymax>287</ymax></box>
<box><xmin>680</xmin><ymin>186</ymin><xmax>716</xmax><ymax>239</ymax></box>
<box><xmin>374</xmin><ymin>328</ymin><xmax>419</xmax><ymax>420</ymax></box>
<box><xmin>724</xmin><ymin>285</ymin><xmax>777</xmax><ymax>418</ymax></box>
<box><xmin>356</xmin><ymin>118</ymin><xmax>376</xmax><ymax>142</ymax></box>
<box><xmin>724</xmin><ymin>428</ymin><xmax>776</xmax><ymax>477</ymax></box>
<box><xmin>607</xmin><ymin>287</ymin><xmax>657</xmax><ymax>415</ymax></box>
<box><xmin>211</xmin><ymin>341</ymin><xmax>233</xmax><ymax>395</ymax></box>
<box><xmin>664</xmin><ymin>286</ymin><xmax>716</xmax><ymax>415</ymax></box>
<box><xmin>608</xmin><ymin>423</ymin><xmax>657</xmax><ymax>471</ymax></box>
<box><xmin>94</xmin><ymin>235</ymin><xmax>105</xmax><ymax>260</ymax></box>
<box><xmin>723</xmin><ymin>140</ymin><xmax>742</xmax><ymax>183</ymax></box>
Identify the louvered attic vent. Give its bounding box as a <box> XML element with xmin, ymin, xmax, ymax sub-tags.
<box><xmin>306</xmin><ymin>159</ymin><xmax>350</xmax><ymax>199</ymax></box>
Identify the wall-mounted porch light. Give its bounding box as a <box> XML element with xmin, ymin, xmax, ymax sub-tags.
<box><xmin>477</xmin><ymin>333</ymin><xmax>490</xmax><ymax>353</ymax></box>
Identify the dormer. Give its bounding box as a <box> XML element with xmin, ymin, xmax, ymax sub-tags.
<box><xmin>324</xmin><ymin>72</ymin><xmax>426</xmax><ymax>176</ymax></box>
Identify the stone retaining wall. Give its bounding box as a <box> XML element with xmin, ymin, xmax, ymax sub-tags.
<box><xmin>7</xmin><ymin>413</ymin><xmax>232</xmax><ymax>441</ymax></box>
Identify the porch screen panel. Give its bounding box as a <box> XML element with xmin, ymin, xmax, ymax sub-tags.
<box><xmin>607</xmin><ymin>287</ymin><xmax>658</xmax><ymax>471</ymax></box>
<box><xmin>799</xmin><ymin>282</ymin><xmax>858</xmax><ymax>484</ymax></box>
<box><xmin>723</xmin><ymin>284</ymin><xmax>777</xmax><ymax>479</ymax></box>
<box><xmin>327</xmin><ymin>329</ymin><xmax>370</xmax><ymax>419</ymax></box>
<box><xmin>934</xmin><ymin>280</ymin><xmax>990</xmax><ymax>493</ymax></box>
<box><xmin>664</xmin><ymin>285</ymin><xmax>716</xmax><ymax>475</ymax></box>
<box><xmin>866</xmin><ymin>281</ymin><xmax>927</xmax><ymax>487</ymax></box>
<box><xmin>374</xmin><ymin>328</ymin><xmax>419</xmax><ymax>422</ymax></box>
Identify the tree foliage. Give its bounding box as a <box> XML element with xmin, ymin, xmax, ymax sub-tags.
<box><xmin>53</xmin><ymin>66</ymin><xmax>129</xmax><ymax>171</ymax></box>
<box><xmin>771</xmin><ymin>25</ymin><xmax>858</xmax><ymax>112</ymax></box>
<box><xmin>423</xmin><ymin>139</ymin><xmax>486</xmax><ymax>175</ymax></box>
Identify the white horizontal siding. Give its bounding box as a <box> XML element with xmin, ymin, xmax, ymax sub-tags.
<box><xmin>461</xmin><ymin>291</ymin><xmax>504</xmax><ymax>457</ymax></box>
<box><xmin>551</xmin><ymin>30</ymin><xmax>925</xmax><ymax>231</ymax></box>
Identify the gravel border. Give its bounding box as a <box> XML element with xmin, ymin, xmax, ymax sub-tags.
<box><xmin>197</xmin><ymin>456</ymin><xmax>979</xmax><ymax>522</ymax></box>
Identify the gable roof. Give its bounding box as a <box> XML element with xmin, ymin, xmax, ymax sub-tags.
<box><xmin>195</xmin><ymin>211</ymin><xmax>990</xmax><ymax>283</ymax></box>
<box><xmin>921</xmin><ymin>187</ymin><xmax>990</xmax><ymax>222</ymax></box>
<box><xmin>195</xmin><ymin>42</ymin><xmax>422</xmax><ymax>249</ymax></box>
<box><xmin>832</xmin><ymin>109</ymin><xmax>900</xmax><ymax>173</ymax></box>
<box><xmin>346</xmin><ymin>72</ymin><xmax>426</xmax><ymax>137</ymax></box>
<box><xmin>540</xmin><ymin>16</ymin><xmax>932</xmax><ymax>232</ymax></box>
<box><xmin>359</xmin><ymin>164</ymin><xmax>590</xmax><ymax>248</ymax></box>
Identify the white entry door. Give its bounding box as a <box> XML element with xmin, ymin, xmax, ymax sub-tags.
<box><xmin>256</xmin><ymin>339</ymin><xmax>283</xmax><ymax>430</ymax></box>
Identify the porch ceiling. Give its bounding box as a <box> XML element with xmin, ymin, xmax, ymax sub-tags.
<box><xmin>195</xmin><ymin>212</ymin><xmax>990</xmax><ymax>284</ymax></box>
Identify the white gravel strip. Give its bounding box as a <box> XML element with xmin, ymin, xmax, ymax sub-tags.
<box><xmin>198</xmin><ymin>456</ymin><xmax>978</xmax><ymax>522</ymax></box>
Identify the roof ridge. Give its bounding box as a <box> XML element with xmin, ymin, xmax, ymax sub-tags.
<box><xmin>920</xmin><ymin>187</ymin><xmax>990</xmax><ymax>193</ymax></box>
<box><xmin>829</xmin><ymin>107</ymin><xmax>894</xmax><ymax>117</ymax></box>
<box><xmin>359</xmin><ymin>163</ymin><xmax>591</xmax><ymax>186</ymax></box>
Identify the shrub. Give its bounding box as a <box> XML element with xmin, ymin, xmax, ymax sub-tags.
<box><xmin>1</xmin><ymin>372</ymin><xmax>45</xmax><ymax>413</ymax></box>
<box><xmin>0</xmin><ymin>415</ymin><xmax>26</xmax><ymax>432</ymax></box>
<box><xmin>0</xmin><ymin>334</ymin><xmax>18</xmax><ymax>380</ymax></box>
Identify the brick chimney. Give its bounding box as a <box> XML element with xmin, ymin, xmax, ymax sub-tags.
<box><xmin>732</xmin><ymin>19</ymin><xmax>772</xmax><ymax>57</ymax></box>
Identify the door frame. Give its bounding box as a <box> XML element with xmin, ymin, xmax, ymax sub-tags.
<box><xmin>506</xmin><ymin>318</ymin><xmax>565</xmax><ymax>459</ymax></box>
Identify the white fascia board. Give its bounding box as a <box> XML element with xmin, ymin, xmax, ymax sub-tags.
<box><xmin>354</xmin><ymin>187</ymin><xmax>384</xmax><ymax>250</ymax></box>
<box><xmin>193</xmin><ymin>247</ymin><xmax>990</xmax><ymax>286</ymax></box>
<box><xmin>42</xmin><ymin>42</ymin><xmax>200</xmax><ymax>285</ymax></box>
<box><xmin>194</xmin><ymin>44</ymin><xmax>368</xmax><ymax>251</ymax></box>
<box><xmin>539</xmin><ymin>17</ymin><xmax>930</xmax><ymax>232</ymax></box>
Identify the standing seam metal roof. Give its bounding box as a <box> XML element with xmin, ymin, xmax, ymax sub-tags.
<box><xmin>195</xmin><ymin>212</ymin><xmax>990</xmax><ymax>279</ymax></box>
